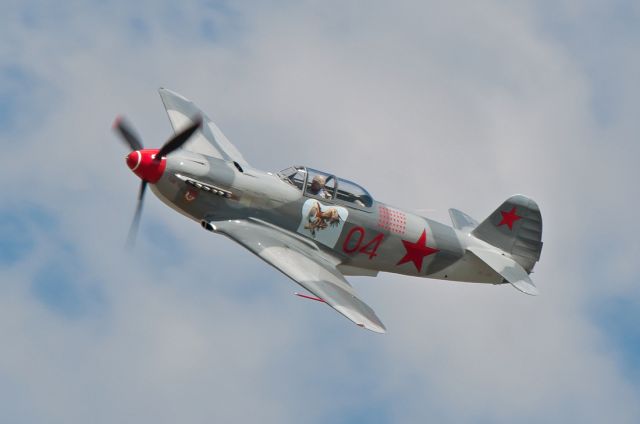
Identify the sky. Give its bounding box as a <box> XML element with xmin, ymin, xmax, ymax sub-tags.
<box><xmin>1</xmin><ymin>0</ymin><xmax>639</xmax><ymax>422</ymax></box>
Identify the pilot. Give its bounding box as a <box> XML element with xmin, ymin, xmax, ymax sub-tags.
<box><xmin>309</xmin><ymin>175</ymin><xmax>331</xmax><ymax>199</ymax></box>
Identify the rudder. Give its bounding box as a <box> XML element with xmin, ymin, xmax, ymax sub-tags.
<box><xmin>472</xmin><ymin>195</ymin><xmax>543</xmax><ymax>272</ymax></box>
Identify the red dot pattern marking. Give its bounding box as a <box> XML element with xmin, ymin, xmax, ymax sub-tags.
<box><xmin>378</xmin><ymin>205</ymin><xmax>406</xmax><ymax>234</ymax></box>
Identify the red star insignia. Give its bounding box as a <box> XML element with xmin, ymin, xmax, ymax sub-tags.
<box><xmin>397</xmin><ymin>229</ymin><xmax>439</xmax><ymax>272</ymax></box>
<box><xmin>498</xmin><ymin>206</ymin><xmax>522</xmax><ymax>230</ymax></box>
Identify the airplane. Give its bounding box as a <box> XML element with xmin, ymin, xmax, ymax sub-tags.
<box><xmin>113</xmin><ymin>88</ymin><xmax>543</xmax><ymax>334</ymax></box>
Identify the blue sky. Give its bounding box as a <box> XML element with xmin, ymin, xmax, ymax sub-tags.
<box><xmin>1</xmin><ymin>1</ymin><xmax>639</xmax><ymax>423</ymax></box>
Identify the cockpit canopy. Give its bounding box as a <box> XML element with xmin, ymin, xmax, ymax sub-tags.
<box><xmin>278</xmin><ymin>166</ymin><xmax>374</xmax><ymax>208</ymax></box>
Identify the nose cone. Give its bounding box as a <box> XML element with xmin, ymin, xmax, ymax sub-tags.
<box><xmin>125</xmin><ymin>151</ymin><xmax>139</xmax><ymax>170</ymax></box>
<box><xmin>125</xmin><ymin>149</ymin><xmax>166</xmax><ymax>183</ymax></box>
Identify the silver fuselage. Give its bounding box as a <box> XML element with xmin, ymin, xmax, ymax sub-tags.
<box><xmin>150</xmin><ymin>151</ymin><xmax>504</xmax><ymax>286</ymax></box>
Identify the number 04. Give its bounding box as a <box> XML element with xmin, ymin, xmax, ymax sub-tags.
<box><xmin>342</xmin><ymin>227</ymin><xmax>384</xmax><ymax>259</ymax></box>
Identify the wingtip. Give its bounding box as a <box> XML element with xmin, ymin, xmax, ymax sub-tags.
<box><xmin>369</xmin><ymin>324</ymin><xmax>388</xmax><ymax>334</ymax></box>
<box><xmin>511</xmin><ymin>279</ymin><xmax>539</xmax><ymax>296</ymax></box>
<box><xmin>158</xmin><ymin>87</ymin><xmax>190</xmax><ymax>103</ymax></box>
<box><xmin>358</xmin><ymin>322</ymin><xmax>387</xmax><ymax>334</ymax></box>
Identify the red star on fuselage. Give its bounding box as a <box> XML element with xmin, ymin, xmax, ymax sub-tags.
<box><xmin>498</xmin><ymin>206</ymin><xmax>522</xmax><ymax>230</ymax></box>
<box><xmin>396</xmin><ymin>229</ymin><xmax>439</xmax><ymax>272</ymax></box>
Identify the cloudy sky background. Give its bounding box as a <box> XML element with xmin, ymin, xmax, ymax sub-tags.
<box><xmin>1</xmin><ymin>0</ymin><xmax>639</xmax><ymax>422</ymax></box>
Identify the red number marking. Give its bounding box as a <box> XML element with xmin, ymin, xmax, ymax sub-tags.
<box><xmin>342</xmin><ymin>227</ymin><xmax>384</xmax><ymax>259</ymax></box>
<box><xmin>343</xmin><ymin>227</ymin><xmax>365</xmax><ymax>253</ymax></box>
<box><xmin>359</xmin><ymin>233</ymin><xmax>384</xmax><ymax>259</ymax></box>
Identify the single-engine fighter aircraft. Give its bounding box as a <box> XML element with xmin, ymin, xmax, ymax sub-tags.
<box><xmin>113</xmin><ymin>88</ymin><xmax>543</xmax><ymax>334</ymax></box>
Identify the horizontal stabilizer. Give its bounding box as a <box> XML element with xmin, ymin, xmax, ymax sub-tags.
<box><xmin>467</xmin><ymin>246</ymin><xmax>539</xmax><ymax>296</ymax></box>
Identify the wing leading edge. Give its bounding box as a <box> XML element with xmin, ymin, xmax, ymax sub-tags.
<box><xmin>208</xmin><ymin>219</ymin><xmax>386</xmax><ymax>333</ymax></box>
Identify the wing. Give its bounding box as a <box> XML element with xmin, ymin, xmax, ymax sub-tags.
<box><xmin>158</xmin><ymin>88</ymin><xmax>250</xmax><ymax>168</ymax></box>
<box><xmin>209</xmin><ymin>218</ymin><xmax>386</xmax><ymax>333</ymax></box>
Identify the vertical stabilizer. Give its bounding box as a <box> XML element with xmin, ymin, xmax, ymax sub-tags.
<box><xmin>472</xmin><ymin>195</ymin><xmax>543</xmax><ymax>272</ymax></box>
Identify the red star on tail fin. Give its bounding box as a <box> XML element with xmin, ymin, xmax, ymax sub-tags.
<box><xmin>498</xmin><ymin>206</ymin><xmax>522</xmax><ymax>230</ymax></box>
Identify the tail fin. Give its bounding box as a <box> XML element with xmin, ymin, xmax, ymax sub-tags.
<box><xmin>472</xmin><ymin>195</ymin><xmax>543</xmax><ymax>272</ymax></box>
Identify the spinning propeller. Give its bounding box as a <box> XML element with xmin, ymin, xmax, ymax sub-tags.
<box><xmin>113</xmin><ymin>115</ymin><xmax>203</xmax><ymax>247</ymax></box>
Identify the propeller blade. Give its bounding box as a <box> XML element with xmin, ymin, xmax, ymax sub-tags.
<box><xmin>126</xmin><ymin>180</ymin><xmax>147</xmax><ymax>248</ymax></box>
<box><xmin>156</xmin><ymin>116</ymin><xmax>203</xmax><ymax>159</ymax></box>
<box><xmin>113</xmin><ymin>116</ymin><xmax>144</xmax><ymax>152</ymax></box>
<box><xmin>117</xmin><ymin>115</ymin><xmax>200</xmax><ymax>248</ymax></box>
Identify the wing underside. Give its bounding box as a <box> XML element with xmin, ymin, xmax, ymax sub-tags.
<box><xmin>208</xmin><ymin>219</ymin><xmax>386</xmax><ymax>333</ymax></box>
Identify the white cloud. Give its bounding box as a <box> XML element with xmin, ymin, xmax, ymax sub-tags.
<box><xmin>1</xmin><ymin>1</ymin><xmax>639</xmax><ymax>422</ymax></box>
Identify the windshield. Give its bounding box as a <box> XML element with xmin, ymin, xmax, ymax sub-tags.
<box><xmin>278</xmin><ymin>166</ymin><xmax>307</xmax><ymax>190</ymax></box>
